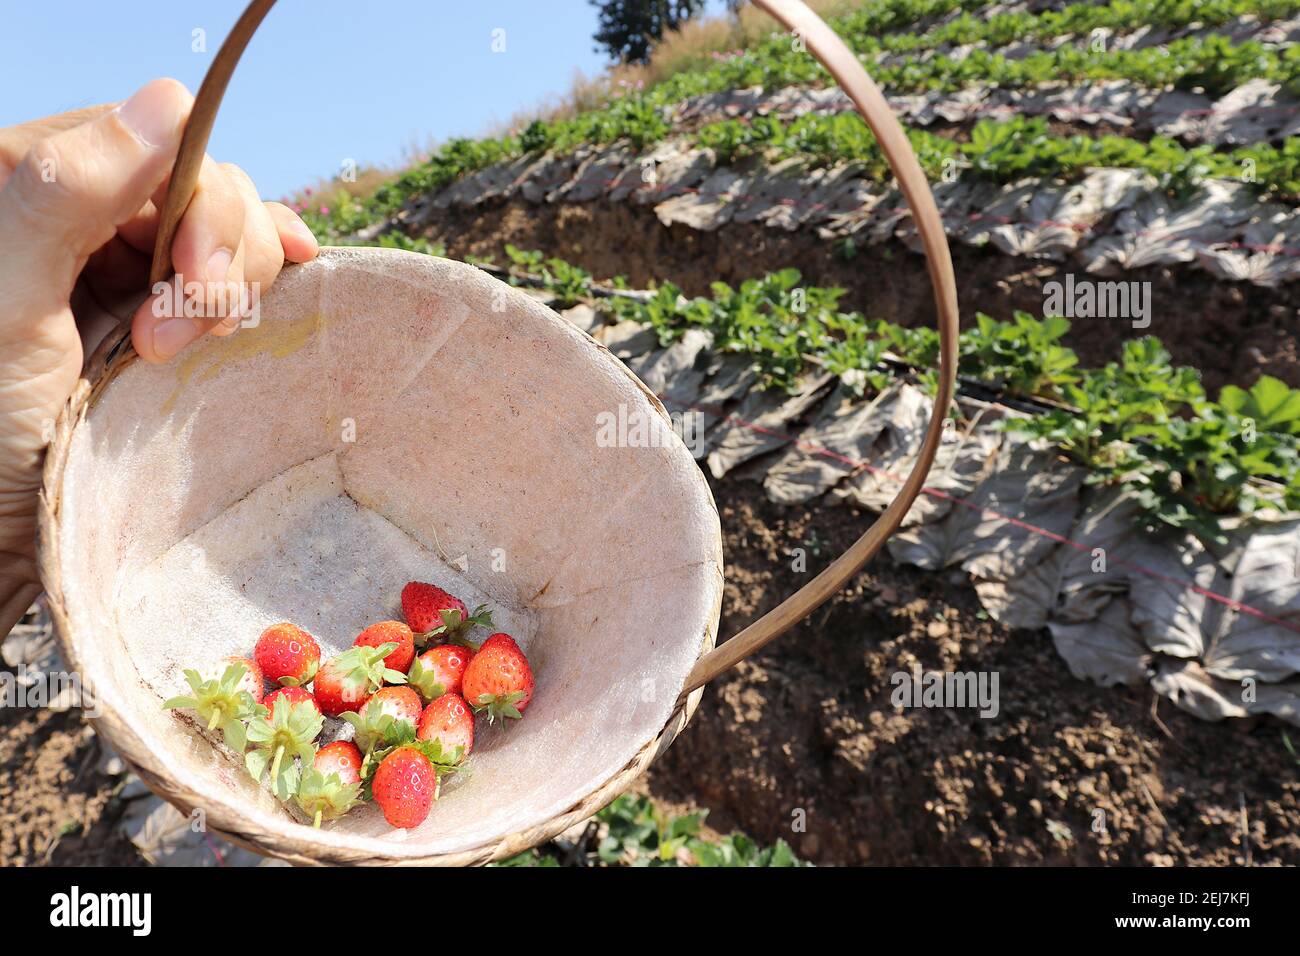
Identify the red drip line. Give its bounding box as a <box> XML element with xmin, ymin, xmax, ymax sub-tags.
<box><xmin>203</xmin><ymin>831</ymin><xmax>229</xmax><ymax>866</ymax></box>
<box><xmin>663</xmin><ymin>394</ymin><xmax>1300</xmax><ymax>635</ymax></box>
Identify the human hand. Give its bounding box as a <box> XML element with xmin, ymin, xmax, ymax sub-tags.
<box><xmin>0</xmin><ymin>77</ymin><xmax>320</xmax><ymax>633</ymax></box>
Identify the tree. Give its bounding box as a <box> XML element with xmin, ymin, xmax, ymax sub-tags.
<box><xmin>590</xmin><ymin>0</ymin><xmax>708</xmax><ymax>64</ymax></box>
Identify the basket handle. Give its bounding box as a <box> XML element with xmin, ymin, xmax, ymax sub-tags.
<box><xmin>148</xmin><ymin>0</ymin><xmax>276</xmax><ymax>286</ymax></box>
<box><xmin>677</xmin><ymin>0</ymin><xmax>958</xmax><ymax>698</ymax></box>
<box><xmin>150</xmin><ymin>0</ymin><xmax>959</xmax><ymax>703</ymax></box>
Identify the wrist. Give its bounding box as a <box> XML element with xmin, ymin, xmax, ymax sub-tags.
<box><xmin>0</xmin><ymin>550</ymin><xmax>41</xmax><ymax>640</ymax></box>
<box><xmin>0</xmin><ymin>482</ymin><xmax>41</xmax><ymax>636</ymax></box>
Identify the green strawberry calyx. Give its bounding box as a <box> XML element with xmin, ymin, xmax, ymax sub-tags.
<box><xmin>414</xmin><ymin>605</ymin><xmax>492</xmax><ymax>648</ymax></box>
<box><xmin>163</xmin><ymin>663</ymin><xmax>263</xmax><ymax>753</ymax></box>
<box><xmin>330</xmin><ymin>642</ymin><xmax>408</xmax><ymax>702</ymax></box>
<box><xmin>276</xmin><ymin>658</ymin><xmax>318</xmax><ymax>689</ymax></box>
<box><xmin>296</xmin><ymin>768</ymin><xmax>362</xmax><ymax>828</ymax></box>
<box><xmin>340</xmin><ymin>697</ymin><xmax>417</xmax><ymax>755</ymax></box>
<box><xmin>406</xmin><ymin>655</ymin><xmax>448</xmax><ymax>702</ymax></box>
<box><xmin>471</xmin><ymin>690</ymin><xmax>526</xmax><ymax>725</ymax></box>
<box><xmin>245</xmin><ymin>698</ymin><xmax>323</xmax><ymax>801</ymax></box>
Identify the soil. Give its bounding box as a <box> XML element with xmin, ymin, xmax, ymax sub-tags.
<box><xmin>5</xmin><ymin>470</ymin><xmax>1294</xmax><ymax>868</ymax></box>
<box><xmin>420</xmin><ymin>197</ymin><xmax>1300</xmax><ymax>397</ymax></box>
<box><xmin>0</xmin><ymin>705</ymin><xmax>140</xmax><ymax>866</ymax></box>
<box><xmin>5</xmin><ymin>482</ymin><xmax>1297</xmax><ymax>867</ymax></box>
<box><xmin>643</xmin><ymin>476</ymin><xmax>1300</xmax><ymax>866</ymax></box>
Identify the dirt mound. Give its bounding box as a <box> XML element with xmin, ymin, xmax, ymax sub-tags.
<box><xmin>644</xmin><ymin>478</ymin><xmax>1300</xmax><ymax>865</ymax></box>
<box><xmin>419</xmin><ymin>198</ymin><xmax>1300</xmax><ymax>397</ymax></box>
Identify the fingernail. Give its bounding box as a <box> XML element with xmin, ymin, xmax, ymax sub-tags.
<box><xmin>117</xmin><ymin>80</ymin><xmax>185</xmax><ymax>149</ymax></box>
<box><xmin>290</xmin><ymin>218</ymin><xmax>317</xmax><ymax>240</ymax></box>
<box><xmin>153</xmin><ymin>318</ymin><xmax>203</xmax><ymax>359</ymax></box>
<box><xmin>206</xmin><ymin>248</ymin><xmax>232</xmax><ymax>284</ymax></box>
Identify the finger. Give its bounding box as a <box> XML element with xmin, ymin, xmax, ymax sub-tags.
<box><xmin>203</xmin><ymin>167</ymin><xmax>282</xmax><ymax>339</ymax></box>
<box><xmin>221</xmin><ymin>163</ymin><xmax>283</xmax><ymax>290</ymax></box>
<box><xmin>167</xmin><ymin>154</ymin><xmax>246</xmax><ymax>314</ymax></box>
<box><xmin>264</xmin><ymin>201</ymin><xmax>320</xmax><ymax>263</ymax></box>
<box><xmin>0</xmin><ymin>78</ymin><xmax>191</xmax><ymax>318</ymax></box>
<box><xmin>129</xmin><ymin>272</ymin><xmax>246</xmax><ymax>360</ymax></box>
<box><xmin>0</xmin><ymin>104</ymin><xmax>115</xmax><ymax>183</ymax></box>
<box><xmin>208</xmin><ymin>243</ymin><xmax>250</xmax><ymax>337</ymax></box>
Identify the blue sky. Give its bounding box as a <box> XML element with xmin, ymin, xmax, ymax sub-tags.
<box><xmin>0</xmin><ymin>0</ymin><xmax>725</xmax><ymax>199</ymax></box>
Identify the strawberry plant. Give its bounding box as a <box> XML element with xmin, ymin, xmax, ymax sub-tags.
<box><xmin>592</xmin><ymin>795</ymin><xmax>808</xmax><ymax>867</ymax></box>
<box><xmin>1126</xmin><ymin>377</ymin><xmax>1300</xmax><ymax>543</ymax></box>
<box><xmin>1006</xmin><ymin>337</ymin><xmax>1203</xmax><ymax>475</ymax></box>
<box><xmin>295</xmin><ymin>0</ymin><xmax>1300</xmax><ymax>248</ymax></box>
<box><xmin>960</xmin><ymin>312</ymin><xmax>1080</xmax><ymax>399</ymax></box>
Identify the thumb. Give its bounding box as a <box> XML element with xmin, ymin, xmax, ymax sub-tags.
<box><xmin>0</xmin><ymin>78</ymin><xmax>192</xmax><ymax>298</ymax></box>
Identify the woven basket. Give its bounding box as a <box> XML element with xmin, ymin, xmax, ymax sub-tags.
<box><xmin>36</xmin><ymin>0</ymin><xmax>959</xmax><ymax>865</ymax></box>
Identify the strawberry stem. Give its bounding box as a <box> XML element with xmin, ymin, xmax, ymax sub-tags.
<box><xmin>313</xmin><ymin>808</ymin><xmax>323</xmax><ymax>829</ymax></box>
<box><xmin>271</xmin><ymin>743</ymin><xmax>285</xmax><ymax>784</ymax></box>
<box><xmin>207</xmin><ymin>706</ymin><xmax>222</xmax><ymax>732</ymax></box>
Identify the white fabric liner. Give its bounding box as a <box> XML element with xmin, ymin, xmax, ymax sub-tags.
<box><xmin>56</xmin><ymin>247</ymin><xmax>723</xmax><ymax>858</ymax></box>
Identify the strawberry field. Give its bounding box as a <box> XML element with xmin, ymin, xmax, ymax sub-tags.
<box><xmin>4</xmin><ymin>0</ymin><xmax>1300</xmax><ymax>868</ymax></box>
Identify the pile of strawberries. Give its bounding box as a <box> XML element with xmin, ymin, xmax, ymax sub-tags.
<box><xmin>164</xmin><ymin>581</ymin><xmax>534</xmax><ymax>830</ymax></box>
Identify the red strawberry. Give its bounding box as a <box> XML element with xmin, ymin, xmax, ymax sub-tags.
<box><xmin>314</xmin><ymin>740</ymin><xmax>363</xmax><ymax>786</ymax></box>
<box><xmin>370</xmin><ymin>746</ymin><xmax>437</xmax><ymax>829</ymax></box>
<box><xmin>462</xmin><ymin>633</ymin><xmax>534</xmax><ymax>723</ymax></box>
<box><xmin>369</xmin><ymin>686</ymin><xmax>422</xmax><ymax>729</ymax></box>
<box><xmin>401</xmin><ymin>581</ymin><xmax>492</xmax><ymax>646</ymax></box>
<box><xmin>263</xmin><ymin>685</ymin><xmax>322</xmax><ymax>721</ymax></box>
<box><xmin>314</xmin><ymin>644</ymin><xmax>408</xmax><ymax>718</ymax></box>
<box><xmin>341</xmin><ymin>686</ymin><xmax>421</xmax><ymax>754</ymax></box>
<box><xmin>417</xmin><ymin>693</ymin><xmax>474</xmax><ymax>760</ymax></box>
<box><xmin>407</xmin><ymin>644</ymin><xmax>472</xmax><ymax>701</ymax></box>
<box><xmin>201</xmin><ymin>655</ymin><xmax>265</xmax><ymax>704</ymax></box>
<box><xmin>254</xmin><ymin>623</ymin><xmax>320</xmax><ymax>687</ymax></box>
<box><xmin>354</xmin><ymin>620</ymin><xmax>415</xmax><ymax>673</ymax></box>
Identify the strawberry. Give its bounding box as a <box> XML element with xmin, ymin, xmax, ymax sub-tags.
<box><xmin>353</xmin><ymin>620</ymin><xmax>415</xmax><ymax>673</ymax></box>
<box><xmin>298</xmin><ymin>740</ymin><xmax>364</xmax><ymax>828</ymax></box>
<box><xmin>416</xmin><ymin>693</ymin><xmax>474</xmax><ymax>761</ymax></box>
<box><xmin>314</xmin><ymin>740</ymin><xmax>363</xmax><ymax>785</ymax></box>
<box><xmin>341</xmin><ymin>686</ymin><xmax>422</xmax><ymax>754</ymax></box>
<box><xmin>200</xmin><ymin>655</ymin><xmax>265</xmax><ymax>704</ymax></box>
<box><xmin>164</xmin><ymin>662</ymin><xmax>263</xmax><ymax>752</ymax></box>
<box><xmin>407</xmin><ymin>644</ymin><xmax>472</xmax><ymax>701</ymax></box>
<box><xmin>369</xmin><ymin>745</ymin><xmax>437</xmax><ymax>829</ymax></box>
<box><xmin>400</xmin><ymin>581</ymin><xmax>492</xmax><ymax>646</ymax></box>
<box><xmin>245</xmin><ymin>697</ymin><xmax>323</xmax><ymax>800</ymax></box>
<box><xmin>296</xmin><ymin>767</ymin><xmax>362</xmax><ymax>828</ymax></box>
<box><xmin>462</xmin><ymin>633</ymin><xmax>534</xmax><ymax>724</ymax></box>
<box><xmin>314</xmin><ymin>643</ymin><xmax>407</xmax><ymax>718</ymax></box>
<box><xmin>254</xmin><ymin>622</ymin><xmax>321</xmax><ymax>687</ymax></box>
<box><xmin>264</xmin><ymin>685</ymin><xmax>322</xmax><ymax>722</ymax></box>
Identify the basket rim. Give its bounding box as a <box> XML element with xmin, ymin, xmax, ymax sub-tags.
<box><xmin>37</xmin><ymin>249</ymin><xmax>720</xmax><ymax>865</ymax></box>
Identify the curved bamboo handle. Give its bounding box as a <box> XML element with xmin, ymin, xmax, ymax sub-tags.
<box><xmin>154</xmin><ymin>0</ymin><xmax>959</xmax><ymax>703</ymax></box>
<box><xmin>676</xmin><ymin>0</ymin><xmax>959</xmax><ymax>700</ymax></box>
<box><xmin>148</xmin><ymin>0</ymin><xmax>277</xmax><ymax>286</ymax></box>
